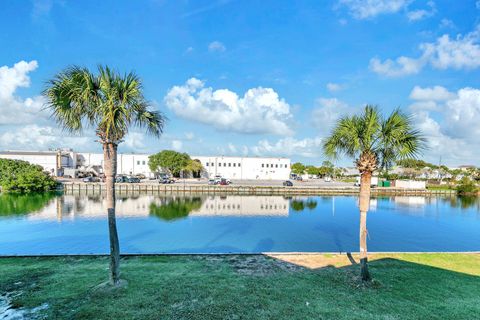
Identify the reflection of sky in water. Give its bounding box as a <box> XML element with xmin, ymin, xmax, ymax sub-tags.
<box><xmin>0</xmin><ymin>194</ymin><xmax>479</xmax><ymax>255</ymax></box>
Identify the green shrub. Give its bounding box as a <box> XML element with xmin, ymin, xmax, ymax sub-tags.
<box><xmin>0</xmin><ymin>158</ymin><xmax>57</xmax><ymax>193</ymax></box>
<box><xmin>455</xmin><ymin>177</ymin><xmax>479</xmax><ymax>195</ymax></box>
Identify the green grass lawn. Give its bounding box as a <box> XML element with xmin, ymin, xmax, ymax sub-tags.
<box><xmin>1</xmin><ymin>254</ymin><xmax>479</xmax><ymax>319</ymax></box>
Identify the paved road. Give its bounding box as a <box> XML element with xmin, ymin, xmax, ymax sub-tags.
<box><xmin>59</xmin><ymin>177</ymin><xmax>354</xmax><ymax>188</ymax></box>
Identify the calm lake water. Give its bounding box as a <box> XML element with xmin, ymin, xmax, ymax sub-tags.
<box><xmin>0</xmin><ymin>192</ymin><xmax>479</xmax><ymax>255</ymax></box>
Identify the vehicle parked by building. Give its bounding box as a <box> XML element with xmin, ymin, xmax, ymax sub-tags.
<box><xmin>283</xmin><ymin>180</ymin><xmax>293</xmax><ymax>186</ymax></box>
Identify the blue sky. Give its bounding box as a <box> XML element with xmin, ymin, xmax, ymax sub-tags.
<box><xmin>1</xmin><ymin>0</ymin><xmax>480</xmax><ymax>166</ymax></box>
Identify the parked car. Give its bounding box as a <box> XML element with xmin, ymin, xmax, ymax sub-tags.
<box><xmin>219</xmin><ymin>178</ymin><xmax>229</xmax><ymax>186</ymax></box>
<box><xmin>83</xmin><ymin>176</ymin><xmax>101</xmax><ymax>183</ymax></box>
<box><xmin>116</xmin><ymin>175</ymin><xmax>127</xmax><ymax>183</ymax></box>
<box><xmin>135</xmin><ymin>173</ymin><xmax>146</xmax><ymax>180</ymax></box>
<box><xmin>126</xmin><ymin>177</ymin><xmax>141</xmax><ymax>183</ymax></box>
<box><xmin>324</xmin><ymin>176</ymin><xmax>332</xmax><ymax>182</ymax></box>
<box><xmin>283</xmin><ymin>180</ymin><xmax>293</xmax><ymax>186</ymax></box>
<box><xmin>208</xmin><ymin>179</ymin><xmax>216</xmax><ymax>185</ymax></box>
<box><xmin>159</xmin><ymin>177</ymin><xmax>174</xmax><ymax>184</ymax></box>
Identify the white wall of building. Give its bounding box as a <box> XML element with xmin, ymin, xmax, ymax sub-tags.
<box><xmin>395</xmin><ymin>180</ymin><xmax>426</xmax><ymax>189</ymax></box>
<box><xmin>0</xmin><ymin>150</ymin><xmax>291</xmax><ymax>180</ymax></box>
<box><xmin>194</xmin><ymin>156</ymin><xmax>291</xmax><ymax>180</ymax></box>
<box><xmin>0</xmin><ymin>151</ymin><xmax>75</xmax><ymax>175</ymax></box>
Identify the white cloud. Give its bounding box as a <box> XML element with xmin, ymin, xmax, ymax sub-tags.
<box><xmin>124</xmin><ymin>132</ymin><xmax>147</xmax><ymax>151</ymax></box>
<box><xmin>311</xmin><ymin>98</ymin><xmax>352</xmax><ymax>135</ymax></box>
<box><xmin>338</xmin><ymin>0</ymin><xmax>411</xmax><ymax>19</ymax></box>
<box><xmin>184</xmin><ymin>132</ymin><xmax>195</xmax><ymax>140</ymax></box>
<box><xmin>0</xmin><ymin>125</ymin><xmax>90</xmax><ymax>151</ymax></box>
<box><xmin>439</xmin><ymin>18</ymin><xmax>454</xmax><ymax>29</ymax></box>
<box><xmin>369</xmin><ymin>56</ymin><xmax>425</xmax><ymax>77</ymax></box>
<box><xmin>326</xmin><ymin>82</ymin><xmax>343</xmax><ymax>92</ymax></box>
<box><xmin>171</xmin><ymin>140</ymin><xmax>183</xmax><ymax>151</ymax></box>
<box><xmin>371</xmin><ymin>25</ymin><xmax>480</xmax><ymax>77</ymax></box>
<box><xmin>0</xmin><ymin>60</ymin><xmax>49</xmax><ymax>125</ymax></box>
<box><xmin>208</xmin><ymin>41</ymin><xmax>226</xmax><ymax>52</ymax></box>
<box><xmin>406</xmin><ymin>1</ymin><xmax>435</xmax><ymax>21</ymax></box>
<box><xmin>164</xmin><ymin>78</ymin><xmax>294</xmax><ymax>136</ymax></box>
<box><xmin>409</xmin><ymin>85</ymin><xmax>480</xmax><ymax>165</ymax></box>
<box><xmin>251</xmin><ymin>136</ymin><xmax>324</xmax><ymax>158</ymax></box>
<box><xmin>409</xmin><ymin>85</ymin><xmax>455</xmax><ymax>101</ymax></box>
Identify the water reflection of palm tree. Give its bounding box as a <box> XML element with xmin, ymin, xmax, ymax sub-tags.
<box><xmin>0</xmin><ymin>192</ymin><xmax>58</xmax><ymax>216</ymax></box>
<box><xmin>150</xmin><ymin>197</ymin><xmax>204</xmax><ymax>221</ymax></box>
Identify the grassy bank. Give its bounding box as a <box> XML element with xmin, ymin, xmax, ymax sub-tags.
<box><xmin>1</xmin><ymin>254</ymin><xmax>479</xmax><ymax>319</ymax></box>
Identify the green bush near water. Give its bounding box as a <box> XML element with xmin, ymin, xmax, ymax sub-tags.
<box><xmin>0</xmin><ymin>158</ymin><xmax>57</xmax><ymax>193</ymax></box>
<box><xmin>456</xmin><ymin>177</ymin><xmax>479</xmax><ymax>195</ymax></box>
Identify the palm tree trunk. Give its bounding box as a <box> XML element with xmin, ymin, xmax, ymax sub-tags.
<box><xmin>103</xmin><ymin>142</ymin><xmax>121</xmax><ymax>285</ymax></box>
<box><xmin>359</xmin><ymin>170</ymin><xmax>372</xmax><ymax>281</ymax></box>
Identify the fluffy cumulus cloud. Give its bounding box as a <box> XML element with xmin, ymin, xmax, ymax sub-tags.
<box><xmin>164</xmin><ymin>78</ymin><xmax>294</xmax><ymax>136</ymax></box>
<box><xmin>370</xmin><ymin>25</ymin><xmax>480</xmax><ymax>77</ymax></box>
<box><xmin>251</xmin><ymin>136</ymin><xmax>324</xmax><ymax>158</ymax></box>
<box><xmin>409</xmin><ymin>85</ymin><xmax>480</xmax><ymax>164</ymax></box>
<box><xmin>0</xmin><ymin>60</ymin><xmax>47</xmax><ymax>124</ymax></box>
<box><xmin>337</xmin><ymin>0</ymin><xmax>411</xmax><ymax>19</ymax></box>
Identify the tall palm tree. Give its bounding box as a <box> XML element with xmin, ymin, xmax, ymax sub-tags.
<box><xmin>323</xmin><ymin>105</ymin><xmax>424</xmax><ymax>281</ymax></box>
<box><xmin>44</xmin><ymin>66</ymin><xmax>165</xmax><ymax>285</ymax></box>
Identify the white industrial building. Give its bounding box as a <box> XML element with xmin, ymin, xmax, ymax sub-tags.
<box><xmin>195</xmin><ymin>156</ymin><xmax>291</xmax><ymax>180</ymax></box>
<box><xmin>0</xmin><ymin>150</ymin><xmax>291</xmax><ymax>180</ymax></box>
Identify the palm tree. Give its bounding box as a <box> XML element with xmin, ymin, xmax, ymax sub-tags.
<box><xmin>323</xmin><ymin>105</ymin><xmax>424</xmax><ymax>281</ymax></box>
<box><xmin>44</xmin><ymin>66</ymin><xmax>165</xmax><ymax>285</ymax></box>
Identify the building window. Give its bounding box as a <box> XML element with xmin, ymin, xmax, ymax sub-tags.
<box><xmin>142</xmin><ymin>161</ymin><xmax>145</xmax><ymax>165</ymax></box>
<box><xmin>219</xmin><ymin>163</ymin><xmax>222</xmax><ymax>167</ymax></box>
<box><xmin>228</xmin><ymin>163</ymin><xmax>231</xmax><ymax>167</ymax></box>
<box><xmin>262</xmin><ymin>164</ymin><xmax>264</xmax><ymax>168</ymax></box>
<box><xmin>233</xmin><ymin>163</ymin><xmax>236</xmax><ymax>167</ymax></box>
<box><xmin>285</xmin><ymin>164</ymin><xmax>288</xmax><ymax>168</ymax></box>
<box><xmin>275</xmin><ymin>164</ymin><xmax>278</xmax><ymax>168</ymax></box>
<box><xmin>137</xmin><ymin>161</ymin><xmax>140</xmax><ymax>165</ymax></box>
<box><xmin>238</xmin><ymin>163</ymin><xmax>241</xmax><ymax>167</ymax></box>
<box><xmin>206</xmin><ymin>162</ymin><xmax>209</xmax><ymax>167</ymax></box>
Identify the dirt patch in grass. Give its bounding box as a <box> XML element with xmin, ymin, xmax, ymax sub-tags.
<box><xmin>199</xmin><ymin>255</ymin><xmax>304</xmax><ymax>275</ymax></box>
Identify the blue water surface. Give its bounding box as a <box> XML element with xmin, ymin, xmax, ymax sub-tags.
<box><xmin>0</xmin><ymin>193</ymin><xmax>478</xmax><ymax>255</ymax></box>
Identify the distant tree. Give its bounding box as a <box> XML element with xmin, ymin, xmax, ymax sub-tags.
<box><xmin>0</xmin><ymin>159</ymin><xmax>57</xmax><ymax>193</ymax></box>
<box><xmin>291</xmin><ymin>162</ymin><xmax>306</xmax><ymax>175</ymax></box>
<box><xmin>306</xmin><ymin>166</ymin><xmax>320</xmax><ymax>176</ymax></box>
<box><xmin>149</xmin><ymin>150</ymin><xmax>190</xmax><ymax>177</ymax></box>
<box><xmin>324</xmin><ymin>105</ymin><xmax>424</xmax><ymax>281</ymax></box>
<box><xmin>456</xmin><ymin>177</ymin><xmax>478</xmax><ymax>195</ymax></box>
<box><xmin>185</xmin><ymin>159</ymin><xmax>203</xmax><ymax>178</ymax></box>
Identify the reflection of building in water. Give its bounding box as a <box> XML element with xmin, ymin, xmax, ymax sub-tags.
<box><xmin>189</xmin><ymin>196</ymin><xmax>289</xmax><ymax>217</ymax></box>
<box><xmin>27</xmin><ymin>195</ymin><xmax>290</xmax><ymax>221</ymax></box>
<box><xmin>28</xmin><ymin>195</ymin><xmax>157</xmax><ymax>221</ymax></box>
<box><xmin>394</xmin><ymin>196</ymin><xmax>427</xmax><ymax>207</ymax></box>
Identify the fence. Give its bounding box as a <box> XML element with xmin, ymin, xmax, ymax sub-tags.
<box><xmin>62</xmin><ymin>182</ymin><xmax>456</xmax><ymax>196</ymax></box>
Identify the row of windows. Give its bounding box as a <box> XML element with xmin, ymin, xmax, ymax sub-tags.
<box><xmin>204</xmin><ymin>204</ymin><xmax>288</xmax><ymax>210</ymax></box>
<box><xmin>205</xmin><ymin>162</ymin><xmax>288</xmax><ymax>169</ymax></box>
<box><xmin>206</xmin><ymin>162</ymin><xmax>241</xmax><ymax>167</ymax></box>
<box><xmin>136</xmin><ymin>160</ymin><xmax>146</xmax><ymax>165</ymax></box>
<box><xmin>262</xmin><ymin>164</ymin><xmax>288</xmax><ymax>168</ymax></box>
